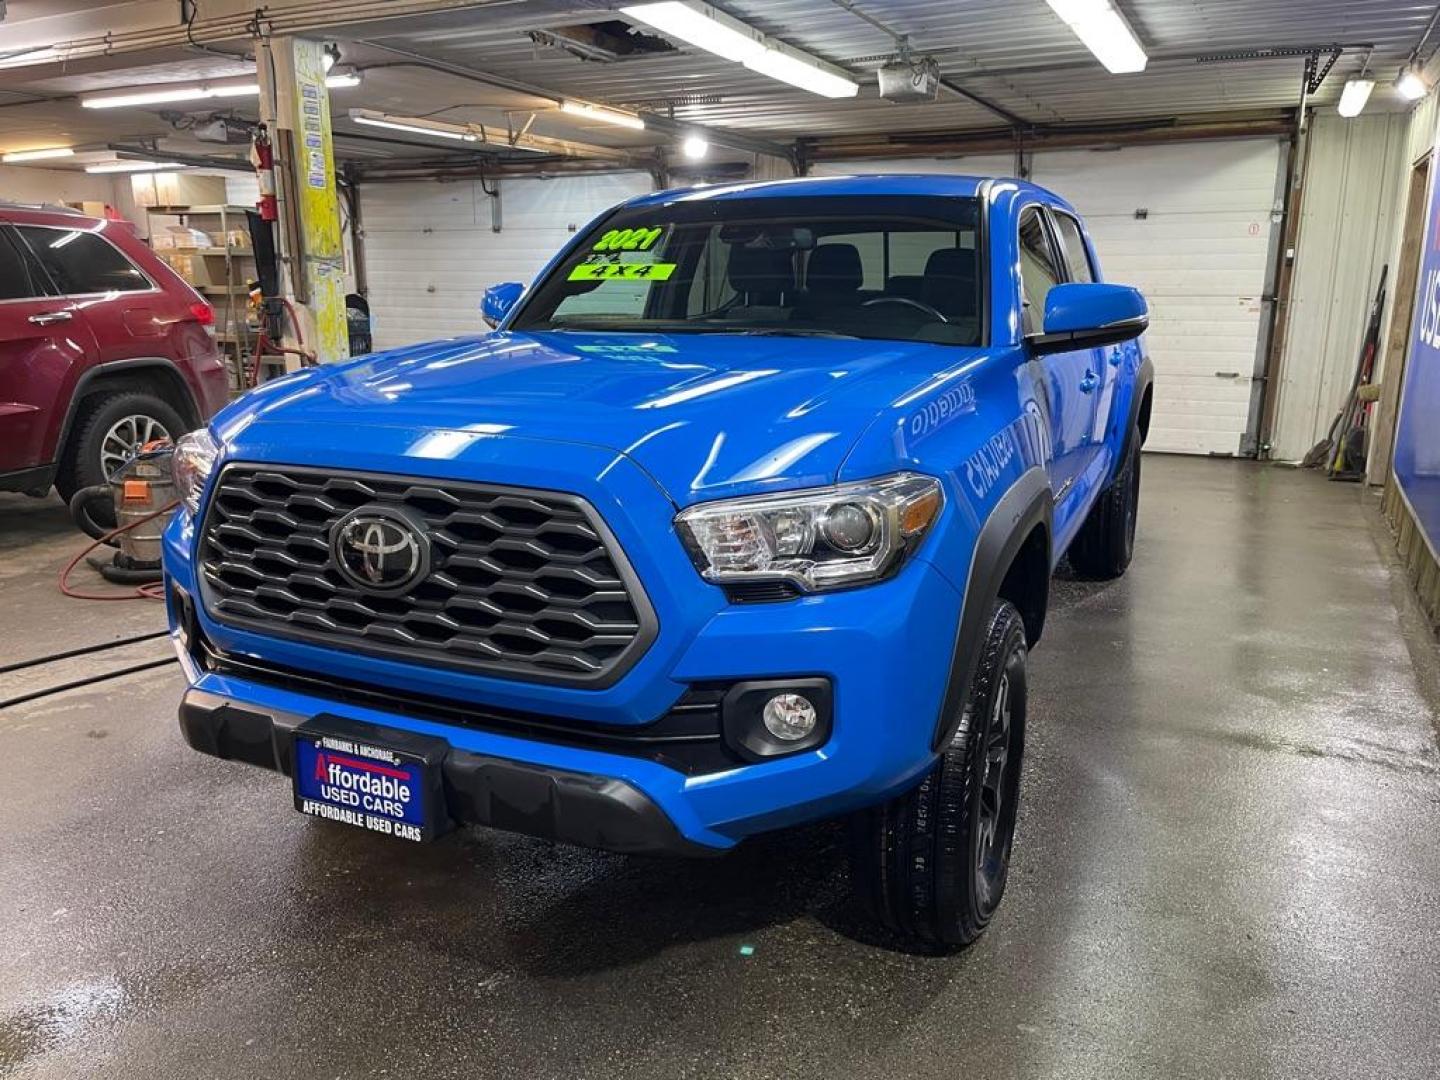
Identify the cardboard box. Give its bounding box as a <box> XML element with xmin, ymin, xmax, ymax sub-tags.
<box><xmin>165</xmin><ymin>224</ymin><xmax>212</xmax><ymax>249</ymax></box>
<box><xmin>163</xmin><ymin>253</ymin><xmax>223</xmax><ymax>287</ymax></box>
<box><xmin>131</xmin><ymin>172</ymin><xmax>226</xmax><ymax>209</ymax></box>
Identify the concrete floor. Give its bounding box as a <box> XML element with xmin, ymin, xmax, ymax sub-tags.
<box><xmin>2</xmin><ymin>456</ymin><xmax>1438</xmax><ymax>1080</ymax></box>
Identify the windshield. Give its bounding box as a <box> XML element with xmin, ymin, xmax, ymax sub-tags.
<box><xmin>510</xmin><ymin>194</ymin><xmax>984</xmax><ymax>346</ymax></box>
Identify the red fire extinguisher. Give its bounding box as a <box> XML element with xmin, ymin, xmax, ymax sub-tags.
<box><xmin>251</xmin><ymin>128</ymin><xmax>277</xmax><ymax>222</ymax></box>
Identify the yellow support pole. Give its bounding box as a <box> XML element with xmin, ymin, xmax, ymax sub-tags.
<box><xmin>258</xmin><ymin>36</ymin><xmax>349</xmax><ymax>367</ymax></box>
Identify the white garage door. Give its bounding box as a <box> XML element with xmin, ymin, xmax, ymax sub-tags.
<box><xmin>815</xmin><ymin>140</ymin><xmax>1285</xmax><ymax>455</ymax></box>
<box><xmin>361</xmin><ymin>172</ymin><xmax>653</xmax><ymax>350</ymax></box>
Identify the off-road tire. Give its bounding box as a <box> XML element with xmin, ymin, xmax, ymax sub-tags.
<box><xmin>850</xmin><ymin>599</ymin><xmax>1028</xmax><ymax>949</ymax></box>
<box><xmin>1068</xmin><ymin>426</ymin><xmax>1141</xmax><ymax>579</ymax></box>
<box><xmin>55</xmin><ymin>390</ymin><xmax>186</xmax><ymax>503</ymax></box>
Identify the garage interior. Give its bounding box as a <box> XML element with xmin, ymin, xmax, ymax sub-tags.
<box><xmin>2</xmin><ymin>1</ymin><xmax>1440</xmax><ymax>1077</ymax></box>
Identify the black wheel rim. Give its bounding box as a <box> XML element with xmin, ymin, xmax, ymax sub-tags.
<box><xmin>975</xmin><ymin>666</ymin><xmax>1017</xmax><ymax>903</ymax></box>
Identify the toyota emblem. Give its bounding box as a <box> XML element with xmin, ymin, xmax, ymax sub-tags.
<box><xmin>330</xmin><ymin>505</ymin><xmax>431</xmax><ymax>594</ymax></box>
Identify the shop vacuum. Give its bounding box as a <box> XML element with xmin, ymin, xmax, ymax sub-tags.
<box><xmin>69</xmin><ymin>442</ymin><xmax>179</xmax><ymax>586</ymax></box>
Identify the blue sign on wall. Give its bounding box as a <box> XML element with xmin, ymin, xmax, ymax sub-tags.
<box><xmin>1395</xmin><ymin>164</ymin><xmax>1440</xmax><ymax>557</ymax></box>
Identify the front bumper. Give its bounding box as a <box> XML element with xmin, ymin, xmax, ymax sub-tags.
<box><xmin>163</xmin><ymin>425</ymin><xmax>968</xmax><ymax>852</ymax></box>
<box><xmin>180</xmin><ymin>689</ymin><xmax>711</xmax><ymax>856</ymax></box>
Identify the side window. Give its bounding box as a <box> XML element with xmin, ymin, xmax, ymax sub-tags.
<box><xmin>16</xmin><ymin>226</ymin><xmax>150</xmax><ymax>295</ymax></box>
<box><xmin>1051</xmin><ymin>212</ymin><xmax>1096</xmax><ymax>283</ymax></box>
<box><xmin>1017</xmin><ymin>207</ymin><xmax>1062</xmax><ymax>335</ymax></box>
<box><xmin>0</xmin><ymin>230</ymin><xmax>42</xmax><ymax>301</ymax></box>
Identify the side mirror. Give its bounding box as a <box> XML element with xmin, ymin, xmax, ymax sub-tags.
<box><xmin>1029</xmin><ymin>282</ymin><xmax>1147</xmax><ymax>355</ymax></box>
<box><xmin>481</xmin><ymin>281</ymin><xmax>524</xmax><ymax>329</ymax></box>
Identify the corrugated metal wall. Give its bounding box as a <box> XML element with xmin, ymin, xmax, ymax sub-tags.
<box><xmin>816</xmin><ymin>140</ymin><xmax>1284</xmax><ymax>455</ymax></box>
<box><xmin>361</xmin><ymin>171</ymin><xmax>653</xmax><ymax>350</ymax></box>
<box><xmin>1269</xmin><ymin>113</ymin><xmax>1408</xmax><ymax>463</ymax></box>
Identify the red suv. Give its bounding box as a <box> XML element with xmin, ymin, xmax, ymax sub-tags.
<box><xmin>0</xmin><ymin>202</ymin><xmax>229</xmax><ymax>503</ymax></box>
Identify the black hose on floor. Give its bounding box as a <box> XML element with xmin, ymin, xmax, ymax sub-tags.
<box><xmin>0</xmin><ymin>630</ymin><xmax>171</xmax><ymax>677</ymax></box>
<box><xmin>0</xmin><ymin>657</ymin><xmax>176</xmax><ymax>710</ymax></box>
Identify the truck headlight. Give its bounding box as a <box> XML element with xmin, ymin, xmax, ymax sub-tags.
<box><xmin>172</xmin><ymin>428</ymin><xmax>219</xmax><ymax>515</ymax></box>
<box><xmin>675</xmin><ymin>473</ymin><xmax>943</xmax><ymax>592</ymax></box>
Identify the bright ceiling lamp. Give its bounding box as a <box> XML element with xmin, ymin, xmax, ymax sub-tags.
<box><xmin>620</xmin><ymin>2</ymin><xmax>765</xmax><ymax>63</ymax></box>
<box><xmin>1396</xmin><ymin>63</ymin><xmax>1429</xmax><ymax>102</ymax></box>
<box><xmin>349</xmin><ymin>109</ymin><xmax>477</xmax><ymax>141</ymax></box>
<box><xmin>1337</xmin><ymin>78</ymin><xmax>1376</xmax><ymax>117</ymax></box>
<box><xmin>2</xmin><ymin>146</ymin><xmax>74</xmax><ymax>162</ymax></box>
<box><xmin>1045</xmin><ymin>0</ymin><xmax>1147</xmax><ymax>74</ymax></box>
<box><xmin>745</xmin><ymin>44</ymin><xmax>859</xmax><ymax>98</ymax></box>
<box><xmin>681</xmin><ymin>133</ymin><xmax>709</xmax><ymax>160</ymax></box>
<box><xmin>560</xmin><ymin>100</ymin><xmax>646</xmax><ymax>130</ymax></box>
<box><xmin>85</xmin><ymin>160</ymin><xmax>185</xmax><ymax>174</ymax></box>
<box><xmin>621</xmin><ymin>0</ymin><xmax>859</xmax><ymax>98</ymax></box>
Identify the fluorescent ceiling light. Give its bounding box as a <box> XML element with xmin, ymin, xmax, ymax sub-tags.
<box><xmin>82</xmin><ymin>72</ymin><xmax>360</xmax><ymax>109</ymax></box>
<box><xmin>1337</xmin><ymin>78</ymin><xmax>1375</xmax><ymax>117</ymax></box>
<box><xmin>744</xmin><ymin>45</ymin><xmax>859</xmax><ymax>98</ymax></box>
<box><xmin>81</xmin><ymin>78</ymin><xmax>259</xmax><ymax>109</ymax></box>
<box><xmin>560</xmin><ymin>100</ymin><xmax>646</xmax><ymax>130</ymax></box>
<box><xmin>85</xmin><ymin>160</ymin><xmax>185</xmax><ymax>174</ymax></box>
<box><xmin>1396</xmin><ymin>65</ymin><xmax>1428</xmax><ymax>102</ymax></box>
<box><xmin>1045</xmin><ymin>0</ymin><xmax>1147</xmax><ymax>74</ymax></box>
<box><xmin>621</xmin><ymin>0</ymin><xmax>859</xmax><ymax>98</ymax></box>
<box><xmin>2</xmin><ymin>146</ymin><xmax>74</xmax><ymax>162</ymax></box>
<box><xmin>349</xmin><ymin>109</ymin><xmax>477</xmax><ymax>141</ymax></box>
<box><xmin>620</xmin><ymin>2</ymin><xmax>765</xmax><ymax>63</ymax></box>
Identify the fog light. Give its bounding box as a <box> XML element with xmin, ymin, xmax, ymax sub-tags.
<box><xmin>762</xmin><ymin>693</ymin><xmax>817</xmax><ymax>741</ymax></box>
<box><xmin>721</xmin><ymin>678</ymin><xmax>832</xmax><ymax>761</ymax></box>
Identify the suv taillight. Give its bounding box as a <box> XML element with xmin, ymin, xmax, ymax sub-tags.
<box><xmin>189</xmin><ymin>301</ymin><xmax>216</xmax><ymax>337</ymax></box>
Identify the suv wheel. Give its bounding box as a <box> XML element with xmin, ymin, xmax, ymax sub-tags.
<box><xmin>56</xmin><ymin>390</ymin><xmax>186</xmax><ymax>502</ymax></box>
<box><xmin>850</xmin><ymin>599</ymin><xmax>1028</xmax><ymax>950</ymax></box>
<box><xmin>1068</xmin><ymin>424</ymin><xmax>1141</xmax><ymax>580</ymax></box>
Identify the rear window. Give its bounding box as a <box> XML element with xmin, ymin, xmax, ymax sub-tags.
<box><xmin>17</xmin><ymin>225</ymin><xmax>151</xmax><ymax>295</ymax></box>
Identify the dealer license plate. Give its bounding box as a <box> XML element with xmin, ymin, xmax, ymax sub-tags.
<box><xmin>291</xmin><ymin>717</ymin><xmax>449</xmax><ymax>843</ymax></box>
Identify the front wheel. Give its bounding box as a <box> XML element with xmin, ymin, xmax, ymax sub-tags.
<box><xmin>849</xmin><ymin>599</ymin><xmax>1028</xmax><ymax>949</ymax></box>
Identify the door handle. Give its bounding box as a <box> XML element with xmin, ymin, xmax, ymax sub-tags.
<box><xmin>1079</xmin><ymin>370</ymin><xmax>1099</xmax><ymax>393</ymax></box>
<box><xmin>28</xmin><ymin>311</ymin><xmax>73</xmax><ymax>326</ymax></box>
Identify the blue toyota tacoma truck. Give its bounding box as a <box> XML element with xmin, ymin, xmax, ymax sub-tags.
<box><xmin>164</xmin><ymin>175</ymin><xmax>1152</xmax><ymax>948</ymax></box>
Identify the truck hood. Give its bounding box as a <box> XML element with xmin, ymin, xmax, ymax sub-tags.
<box><xmin>231</xmin><ymin>331</ymin><xmax>977</xmax><ymax>505</ymax></box>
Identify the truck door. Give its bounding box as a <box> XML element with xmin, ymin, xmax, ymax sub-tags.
<box><xmin>1017</xmin><ymin>205</ymin><xmax>1095</xmax><ymax>544</ymax></box>
<box><xmin>1048</xmin><ymin>208</ymin><xmax>1112</xmax><ymax>480</ymax></box>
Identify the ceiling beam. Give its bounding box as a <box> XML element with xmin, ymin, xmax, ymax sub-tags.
<box><xmin>354</xmin><ymin>41</ymin><xmax>797</xmax><ymax>165</ymax></box>
<box><xmin>804</xmin><ymin>110</ymin><xmax>1297</xmax><ymax>161</ymax></box>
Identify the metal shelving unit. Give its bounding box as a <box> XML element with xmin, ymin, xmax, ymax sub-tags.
<box><xmin>145</xmin><ymin>204</ymin><xmax>257</xmax><ymax>392</ymax></box>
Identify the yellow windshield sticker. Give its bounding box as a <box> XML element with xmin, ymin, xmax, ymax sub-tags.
<box><xmin>569</xmin><ymin>262</ymin><xmax>677</xmax><ymax>281</ymax></box>
<box><xmin>592</xmin><ymin>226</ymin><xmax>665</xmax><ymax>253</ymax></box>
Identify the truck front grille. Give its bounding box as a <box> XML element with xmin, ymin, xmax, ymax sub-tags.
<box><xmin>197</xmin><ymin>465</ymin><xmax>655</xmax><ymax>687</ymax></box>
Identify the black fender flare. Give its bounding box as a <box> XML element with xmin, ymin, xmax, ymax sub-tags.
<box><xmin>932</xmin><ymin>466</ymin><xmax>1052</xmax><ymax>750</ymax></box>
<box><xmin>54</xmin><ymin>357</ymin><xmax>202</xmax><ymax>462</ymax></box>
<box><xmin>1115</xmin><ymin>356</ymin><xmax>1155</xmax><ymax>472</ymax></box>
